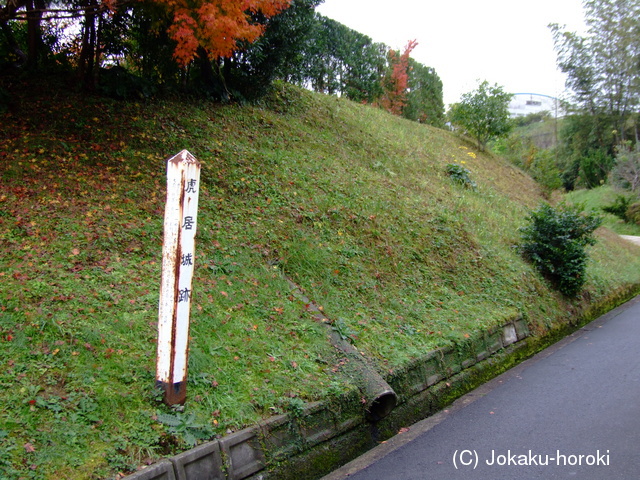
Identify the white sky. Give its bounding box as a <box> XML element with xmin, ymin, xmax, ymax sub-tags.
<box><xmin>316</xmin><ymin>0</ymin><xmax>588</xmax><ymax>106</ymax></box>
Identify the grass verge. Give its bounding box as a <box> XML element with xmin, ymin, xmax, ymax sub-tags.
<box><xmin>565</xmin><ymin>185</ymin><xmax>640</xmax><ymax>236</ymax></box>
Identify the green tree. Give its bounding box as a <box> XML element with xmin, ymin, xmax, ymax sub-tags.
<box><xmin>550</xmin><ymin>0</ymin><xmax>640</xmax><ymax>179</ymax></box>
<box><xmin>448</xmin><ymin>80</ymin><xmax>513</xmax><ymax>151</ymax></box>
<box><xmin>290</xmin><ymin>16</ymin><xmax>444</xmax><ymax>124</ymax></box>
<box><xmin>294</xmin><ymin>14</ymin><xmax>386</xmax><ymax>102</ymax></box>
<box><xmin>1</xmin><ymin>0</ymin><xmax>294</xmax><ymax>94</ymax></box>
<box><xmin>530</xmin><ymin>149</ymin><xmax>563</xmax><ymax>197</ymax></box>
<box><xmin>334</xmin><ymin>22</ymin><xmax>387</xmax><ymax>102</ymax></box>
<box><xmin>403</xmin><ymin>58</ymin><xmax>445</xmax><ymax>127</ymax></box>
<box><xmin>554</xmin><ymin>113</ymin><xmax>614</xmax><ymax>190</ymax></box>
<box><xmin>610</xmin><ymin>145</ymin><xmax>640</xmax><ymax>193</ymax></box>
<box><xmin>218</xmin><ymin>0</ymin><xmax>323</xmax><ymax>101</ymax></box>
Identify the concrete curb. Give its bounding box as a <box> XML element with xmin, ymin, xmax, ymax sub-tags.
<box><xmin>125</xmin><ymin>286</ymin><xmax>639</xmax><ymax>480</ymax></box>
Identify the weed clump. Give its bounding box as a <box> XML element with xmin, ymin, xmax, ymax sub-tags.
<box><xmin>519</xmin><ymin>203</ymin><xmax>602</xmax><ymax>297</ymax></box>
<box><xmin>445</xmin><ymin>163</ymin><xmax>477</xmax><ymax>190</ymax></box>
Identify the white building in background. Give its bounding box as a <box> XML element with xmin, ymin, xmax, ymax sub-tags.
<box><xmin>508</xmin><ymin>93</ymin><xmax>564</xmax><ymax>118</ymax></box>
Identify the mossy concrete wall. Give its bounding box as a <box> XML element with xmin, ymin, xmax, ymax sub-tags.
<box><xmin>125</xmin><ymin>285</ymin><xmax>640</xmax><ymax>480</ymax></box>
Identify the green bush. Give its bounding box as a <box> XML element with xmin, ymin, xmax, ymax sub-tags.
<box><xmin>97</xmin><ymin>66</ymin><xmax>156</xmax><ymax>100</ymax></box>
<box><xmin>578</xmin><ymin>149</ymin><xmax>615</xmax><ymax>189</ymax></box>
<box><xmin>627</xmin><ymin>202</ymin><xmax>640</xmax><ymax>226</ymax></box>
<box><xmin>602</xmin><ymin>194</ymin><xmax>634</xmax><ymax>222</ymax></box>
<box><xmin>519</xmin><ymin>203</ymin><xmax>602</xmax><ymax>297</ymax></box>
<box><xmin>531</xmin><ymin>149</ymin><xmax>563</xmax><ymax>197</ymax></box>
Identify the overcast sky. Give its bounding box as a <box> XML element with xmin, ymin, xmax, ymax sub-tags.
<box><xmin>316</xmin><ymin>0</ymin><xmax>588</xmax><ymax>106</ymax></box>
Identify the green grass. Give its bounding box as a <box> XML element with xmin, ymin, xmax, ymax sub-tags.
<box><xmin>565</xmin><ymin>185</ymin><xmax>640</xmax><ymax>236</ymax></box>
<box><xmin>1</xmin><ymin>79</ymin><xmax>640</xmax><ymax>479</ymax></box>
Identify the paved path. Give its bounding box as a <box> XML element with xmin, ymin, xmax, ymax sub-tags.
<box><xmin>322</xmin><ymin>295</ymin><xmax>640</xmax><ymax>480</ymax></box>
<box><xmin>620</xmin><ymin>235</ymin><xmax>640</xmax><ymax>247</ymax></box>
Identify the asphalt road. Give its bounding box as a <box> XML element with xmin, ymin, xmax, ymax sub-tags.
<box><xmin>322</xmin><ymin>295</ymin><xmax>640</xmax><ymax>480</ymax></box>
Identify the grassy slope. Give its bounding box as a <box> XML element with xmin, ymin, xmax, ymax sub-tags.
<box><xmin>1</xmin><ymin>81</ymin><xmax>640</xmax><ymax>479</ymax></box>
<box><xmin>565</xmin><ymin>185</ymin><xmax>640</xmax><ymax>236</ymax></box>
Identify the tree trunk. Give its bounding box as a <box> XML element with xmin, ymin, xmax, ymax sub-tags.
<box><xmin>196</xmin><ymin>46</ymin><xmax>216</xmax><ymax>87</ymax></box>
<box><xmin>25</xmin><ymin>0</ymin><xmax>45</xmax><ymax>70</ymax></box>
<box><xmin>197</xmin><ymin>47</ymin><xmax>229</xmax><ymax>101</ymax></box>
<box><xmin>78</xmin><ymin>0</ymin><xmax>98</xmax><ymax>90</ymax></box>
<box><xmin>94</xmin><ymin>12</ymin><xmax>104</xmax><ymax>86</ymax></box>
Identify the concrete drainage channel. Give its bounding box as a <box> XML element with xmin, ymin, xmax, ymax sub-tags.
<box><xmin>126</xmin><ymin>310</ymin><xmax>532</xmax><ymax>480</ymax></box>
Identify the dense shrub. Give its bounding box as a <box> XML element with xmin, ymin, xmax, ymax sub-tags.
<box><xmin>579</xmin><ymin>148</ymin><xmax>615</xmax><ymax>189</ymax></box>
<box><xmin>97</xmin><ymin>67</ymin><xmax>156</xmax><ymax>100</ymax></box>
<box><xmin>530</xmin><ymin>149</ymin><xmax>563</xmax><ymax>198</ymax></box>
<box><xmin>519</xmin><ymin>203</ymin><xmax>602</xmax><ymax>297</ymax></box>
<box><xmin>602</xmin><ymin>194</ymin><xmax>634</xmax><ymax>222</ymax></box>
<box><xmin>628</xmin><ymin>202</ymin><xmax>640</xmax><ymax>226</ymax></box>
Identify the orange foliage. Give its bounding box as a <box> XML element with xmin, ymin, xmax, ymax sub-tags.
<box><xmin>151</xmin><ymin>0</ymin><xmax>292</xmax><ymax>66</ymax></box>
<box><xmin>376</xmin><ymin>40</ymin><xmax>417</xmax><ymax>116</ymax></box>
<box><xmin>102</xmin><ymin>0</ymin><xmax>118</xmax><ymax>13</ymax></box>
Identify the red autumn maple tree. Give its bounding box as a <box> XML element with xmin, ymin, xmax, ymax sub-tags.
<box><xmin>376</xmin><ymin>39</ymin><xmax>418</xmax><ymax>116</ymax></box>
<box><xmin>155</xmin><ymin>0</ymin><xmax>293</xmax><ymax>66</ymax></box>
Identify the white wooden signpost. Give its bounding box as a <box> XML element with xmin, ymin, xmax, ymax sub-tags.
<box><xmin>156</xmin><ymin>150</ymin><xmax>201</xmax><ymax>405</ymax></box>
